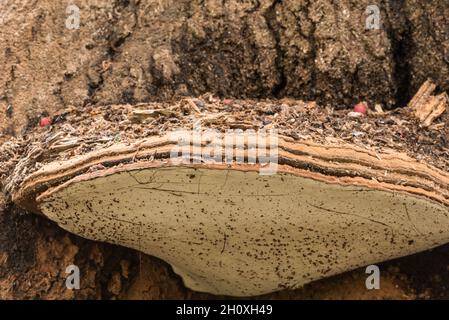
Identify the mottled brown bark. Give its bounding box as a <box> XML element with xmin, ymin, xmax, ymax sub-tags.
<box><xmin>1</xmin><ymin>0</ymin><xmax>449</xmax><ymax>140</ymax></box>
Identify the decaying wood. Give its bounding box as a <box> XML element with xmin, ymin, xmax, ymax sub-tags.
<box><xmin>130</xmin><ymin>109</ymin><xmax>181</xmax><ymax>123</ymax></box>
<box><xmin>408</xmin><ymin>79</ymin><xmax>448</xmax><ymax>127</ymax></box>
<box><xmin>1</xmin><ymin>97</ymin><xmax>449</xmax><ymax>296</ymax></box>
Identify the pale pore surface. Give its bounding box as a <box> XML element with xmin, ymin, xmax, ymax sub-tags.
<box><xmin>39</xmin><ymin>167</ymin><xmax>449</xmax><ymax>296</ymax></box>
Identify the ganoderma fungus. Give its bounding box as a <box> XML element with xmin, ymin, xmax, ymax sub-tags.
<box><xmin>1</xmin><ymin>96</ymin><xmax>448</xmax><ymax>297</ymax></box>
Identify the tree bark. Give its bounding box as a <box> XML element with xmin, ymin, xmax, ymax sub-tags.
<box><xmin>1</xmin><ymin>0</ymin><xmax>449</xmax><ymax>139</ymax></box>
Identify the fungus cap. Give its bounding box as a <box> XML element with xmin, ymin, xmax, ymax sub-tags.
<box><xmin>5</xmin><ymin>100</ymin><xmax>449</xmax><ymax>296</ymax></box>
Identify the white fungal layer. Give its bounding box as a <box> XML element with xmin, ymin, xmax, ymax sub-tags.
<box><xmin>38</xmin><ymin>166</ymin><xmax>449</xmax><ymax>296</ymax></box>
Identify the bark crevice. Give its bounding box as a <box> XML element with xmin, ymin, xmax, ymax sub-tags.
<box><xmin>263</xmin><ymin>0</ymin><xmax>287</xmax><ymax>97</ymax></box>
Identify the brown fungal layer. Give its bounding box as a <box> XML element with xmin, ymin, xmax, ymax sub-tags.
<box><xmin>3</xmin><ymin>97</ymin><xmax>448</xmax><ymax>207</ymax></box>
<box><xmin>9</xmin><ymin>135</ymin><xmax>449</xmax><ymax>212</ymax></box>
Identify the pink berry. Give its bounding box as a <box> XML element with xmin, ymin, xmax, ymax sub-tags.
<box><xmin>223</xmin><ymin>99</ymin><xmax>233</xmax><ymax>106</ymax></box>
<box><xmin>39</xmin><ymin>117</ymin><xmax>52</xmax><ymax>127</ymax></box>
<box><xmin>353</xmin><ymin>103</ymin><xmax>367</xmax><ymax>114</ymax></box>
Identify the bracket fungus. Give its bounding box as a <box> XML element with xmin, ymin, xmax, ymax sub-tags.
<box><xmin>2</xmin><ymin>97</ymin><xmax>449</xmax><ymax>297</ymax></box>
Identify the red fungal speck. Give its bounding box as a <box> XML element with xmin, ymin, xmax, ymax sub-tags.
<box><xmin>353</xmin><ymin>102</ymin><xmax>368</xmax><ymax>114</ymax></box>
<box><xmin>39</xmin><ymin>117</ymin><xmax>52</xmax><ymax>127</ymax></box>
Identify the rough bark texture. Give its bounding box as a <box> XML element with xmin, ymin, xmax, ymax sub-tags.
<box><xmin>0</xmin><ymin>0</ymin><xmax>449</xmax><ymax>299</ymax></box>
<box><xmin>1</xmin><ymin>0</ymin><xmax>449</xmax><ymax>139</ymax></box>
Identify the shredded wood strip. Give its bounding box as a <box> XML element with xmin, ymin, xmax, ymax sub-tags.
<box><xmin>408</xmin><ymin>79</ymin><xmax>448</xmax><ymax>127</ymax></box>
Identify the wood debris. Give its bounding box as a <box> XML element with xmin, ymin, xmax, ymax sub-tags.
<box><xmin>186</xmin><ymin>98</ymin><xmax>202</xmax><ymax>114</ymax></box>
<box><xmin>408</xmin><ymin>79</ymin><xmax>448</xmax><ymax>127</ymax></box>
<box><xmin>130</xmin><ymin>109</ymin><xmax>179</xmax><ymax>122</ymax></box>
